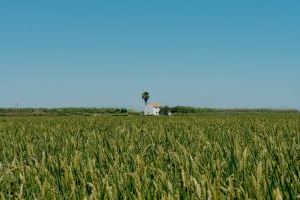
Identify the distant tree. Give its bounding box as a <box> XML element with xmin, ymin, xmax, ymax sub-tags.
<box><xmin>142</xmin><ymin>91</ymin><xmax>150</xmax><ymax>105</ymax></box>
<box><xmin>120</xmin><ymin>108</ymin><xmax>127</xmax><ymax>113</ymax></box>
<box><xmin>160</xmin><ymin>105</ymin><xmax>171</xmax><ymax>115</ymax></box>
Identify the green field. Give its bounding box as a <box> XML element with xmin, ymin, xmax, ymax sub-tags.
<box><xmin>0</xmin><ymin>115</ymin><xmax>299</xmax><ymax>199</ymax></box>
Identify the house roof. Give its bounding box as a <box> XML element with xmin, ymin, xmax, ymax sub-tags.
<box><xmin>147</xmin><ymin>103</ymin><xmax>161</xmax><ymax>108</ymax></box>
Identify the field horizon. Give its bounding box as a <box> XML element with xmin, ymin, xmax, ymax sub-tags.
<box><xmin>0</xmin><ymin>107</ymin><xmax>299</xmax><ymax>117</ymax></box>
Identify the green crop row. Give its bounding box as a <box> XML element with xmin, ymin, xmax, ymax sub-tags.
<box><xmin>0</xmin><ymin>115</ymin><xmax>299</xmax><ymax>199</ymax></box>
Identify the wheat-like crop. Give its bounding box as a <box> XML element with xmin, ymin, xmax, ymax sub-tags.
<box><xmin>0</xmin><ymin>114</ymin><xmax>299</xmax><ymax>199</ymax></box>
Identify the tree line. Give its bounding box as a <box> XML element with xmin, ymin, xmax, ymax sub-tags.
<box><xmin>159</xmin><ymin>106</ymin><xmax>299</xmax><ymax>115</ymax></box>
<box><xmin>0</xmin><ymin>108</ymin><xmax>130</xmax><ymax>116</ymax></box>
<box><xmin>0</xmin><ymin>107</ymin><xmax>298</xmax><ymax>116</ymax></box>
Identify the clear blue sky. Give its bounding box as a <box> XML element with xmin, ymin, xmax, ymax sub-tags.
<box><xmin>0</xmin><ymin>1</ymin><xmax>299</xmax><ymax>109</ymax></box>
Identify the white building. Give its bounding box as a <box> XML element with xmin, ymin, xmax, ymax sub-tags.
<box><xmin>144</xmin><ymin>103</ymin><xmax>160</xmax><ymax>116</ymax></box>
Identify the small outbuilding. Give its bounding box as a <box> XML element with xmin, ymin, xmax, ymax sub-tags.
<box><xmin>144</xmin><ymin>103</ymin><xmax>160</xmax><ymax>116</ymax></box>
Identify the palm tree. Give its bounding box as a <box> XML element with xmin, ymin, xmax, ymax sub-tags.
<box><xmin>142</xmin><ymin>91</ymin><xmax>150</xmax><ymax>105</ymax></box>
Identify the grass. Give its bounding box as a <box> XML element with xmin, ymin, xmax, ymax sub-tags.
<box><xmin>0</xmin><ymin>114</ymin><xmax>299</xmax><ymax>199</ymax></box>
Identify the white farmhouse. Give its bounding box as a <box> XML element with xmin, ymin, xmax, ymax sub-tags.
<box><xmin>144</xmin><ymin>103</ymin><xmax>160</xmax><ymax>116</ymax></box>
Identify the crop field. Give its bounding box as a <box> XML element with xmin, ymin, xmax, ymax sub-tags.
<box><xmin>0</xmin><ymin>114</ymin><xmax>299</xmax><ymax>199</ymax></box>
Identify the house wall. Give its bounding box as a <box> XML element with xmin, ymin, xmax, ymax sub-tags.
<box><xmin>144</xmin><ymin>105</ymin><xmax>160</xmax><ymax>116</ymax></box>
<box><xmin>153</xmin><ymin>108</ymin><xmax>160</xmax><ymax>115</ymax></box>
<box><xmin>144</xmin><ymin>105</ymin><xmax>151</xmax><ymax>115</ymax></box>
